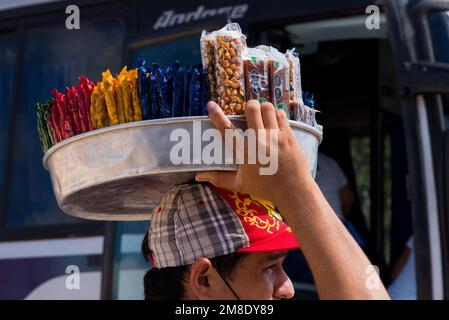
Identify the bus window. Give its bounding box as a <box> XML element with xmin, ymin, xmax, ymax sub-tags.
<box><xmin>4</xmin><ymin>19</ymin><xmax>126</xmax><ymax>227</ymax></box>
<box><xmin>255</xmin><ymin>12</ymin><xmax>416</xmax><ymax>291</ymax></box>
<box><xmin>130</xmin><ymin>34</ymin><xmax>201</xmax><ymax>67</ymax></box>
<box><xmin>0</xmin><ymin>36</ymin><xmax>18</xmax><ymax>192</ymax></box>
<box><xmin>107</xmin><ymin>33</ymin><xmax>204</xmax><ymax>300</ymax></box>
<box><xmin>428</xmin><ymin>11</ymin><xmax>449</xmax><ymax>129</ymax></box>
<box><xmin>110</xmin><ymin>221</ymin><xmax>148</xmax><ymax>300</ymax></box>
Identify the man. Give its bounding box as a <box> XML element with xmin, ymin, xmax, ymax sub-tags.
<box><xmin>142</xmin><ymin>183</ymin><xmax>298</xmax><ymax>300</ymax></box>
<box><xmin>142</xmin><ymin>100</ymin><xmax>390</xmax><ymax>300</ymax></box>
<box><xmin>315</xmin><ymin>152</ymin><xmax>353</xmax><ymax>220</ymax></box>
<box><xmin>315</xmin><ymin>152</ymin><xmax>366</xmax><ymax>247</ymax></box>
<box><xmin>388</xmin><ymin>236</ymin><xmax>416</xmax><ymax>300</ymax></box>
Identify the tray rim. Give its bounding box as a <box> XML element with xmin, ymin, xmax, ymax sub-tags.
<box><xmin>42</xmin><ymin>115</ymin><xmax>323</xmax><ymax>170</ymax></box>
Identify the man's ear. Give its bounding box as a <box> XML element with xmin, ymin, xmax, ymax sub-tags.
<box><xmin>188</xmin><ymin>257</ymin><xmax>215</xmax><ymax>299</ymax></box>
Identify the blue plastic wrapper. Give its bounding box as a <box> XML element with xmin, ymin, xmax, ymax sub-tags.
<box><xmin>199</xmin><ymin>67</ymin><xmax>209</xmax><ymax>116</ymax></box>
<box><xmin>137</xmin><ymin>58</ymin><xmax>151</xmax><ymax>120</ymax></box>
<box><xmin>166</xmin><ymin>65</ymin><xmax>174</xmax><ymax>116</ymax></box>
<box><xmin>183</xmin><ymin>66</ymin><xmax>191</xmax><ymax>117</ymax></box>
<box><xmin>172</xmin><ymin>61</ymin><xmax>184</xmax><ymax>117</ymax></box>
<box><xmin>135</xmin><ymin>59</ymin><xmax>212</xmax><ymax>119</ymax></box>
<box><xmin>157</xmin><ymin>66</ymin><xmax>171</xmax><ymax>118</ymax></box>
<box><xmin>189</xmin><ymin>66</ymin><xmax>201</xmax><ymax>116</ymax></box>
<box><xmin>303</xmin><ymin>92</ymin><xmax>315</xmax><ymax>108</ymax></box>
<box><xmin>149</xmin><ymin>63</ymin><xmax>160</xmax><ymax>118</ymax></box>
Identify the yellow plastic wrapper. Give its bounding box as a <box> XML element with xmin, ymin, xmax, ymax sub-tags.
<box><xmin>115</xmin><ymin>67</ymin><xmax>127</xmax><ymax>124</ymax></box>
<box><xmin>91</xmin><ymin>83</ymin><xmax>108</xmax><ymax>128</ymax></box>
<box><xmin>90</xmin><ymin>86</ymin><xmax>100</xmax><ymax>128</ymax></box>
<box><xmin>118</xmin><ymin>68</ymin><xmax>134</xmax><ymax>123</ymax></box>
<box><xmin>102</xmin><ymin>69</ymin><xmax>118</xmax><ymax>125</ymax></box>
<box><xmin>98</xmin><ymin>83</ymin><xmax>109</xmax><ymax>127</ymax></box>
<box><xmin>129</xmin><ymin>69</ymin><xmax>143</xmax><ymax>121</ymax></box>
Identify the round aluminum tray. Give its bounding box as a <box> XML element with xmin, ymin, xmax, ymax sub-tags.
<box><xmin>43</xmin><ymin>116</ymin><xmax>322</xmax><ymax>221</ymax></box>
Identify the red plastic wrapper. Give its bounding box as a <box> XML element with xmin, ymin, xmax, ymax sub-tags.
<box><xmin>51</xmin><ymin>89</ymin><xmax>74</xmax><ymax>140</ymax></box>
<box><xmin>48</xmin><ymin>100</ymin><xmax>62</xmax><ymax>143</ymax></box>
<box><xmin>73</xmin><ymin>86</ymin><xmax>87</xmax><ymax>133</ymax></box>
<box><xmin>79</xmin><ymin>76</ymin><xmax>95</xmax><ymax>131</ymax></box>
<box><xmin>66</xmin><ymin>86</ymin><xmax>81</xmax><ymax>135</ymax></box>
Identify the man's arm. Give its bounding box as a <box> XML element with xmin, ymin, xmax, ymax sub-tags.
<box><xmin>340</xmin><ymin>184</ymin><xmax>354</xmax><ymax>217</ymax></box>
<box><xmin>196</xmin><ymin>100</ymin><xmax>389</xmax><ymax>300</ymax></box>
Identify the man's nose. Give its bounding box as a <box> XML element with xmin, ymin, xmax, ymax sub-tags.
<box><xmin>273</xmin><ymin>272</ymin><xmax>295</xmax><ymax>299</ymax></box>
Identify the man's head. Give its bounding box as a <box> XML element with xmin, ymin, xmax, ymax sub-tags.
<box><xmin>141</xmin><ymin>183</ymin><xmax>299</xmax><ymax>300</ymax></box>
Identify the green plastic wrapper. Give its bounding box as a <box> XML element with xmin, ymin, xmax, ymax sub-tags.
<box><xmin>36</xmin><ymin>102</ymin><xmax>53</xmax><ymax>152</ymax></box>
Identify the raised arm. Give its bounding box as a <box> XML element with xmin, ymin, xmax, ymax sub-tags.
<box><xmin>196</xmin><ymin>100</ymin><xmax>390</xmax><ymax>300</ymax></box>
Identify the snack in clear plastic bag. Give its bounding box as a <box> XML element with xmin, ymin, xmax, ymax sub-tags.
<box><xmin>258</xmin><ymin>46</ymin><xmax>290</xmax><ymax>119</ymax></box>
<box><xmin>243</xmin><ymin>47</ymin><xmax>270</xmax><ymax>103</ymax></box>
<box><xmin>285</xmin><ymin>48</ymin><xmax>304</xmax><ymax>121</ymax></box>
<box><xmin>214</xmin><ymin>23</ymin><xmax>246</xmax><ymax>115</ymax></box>
<box><xmin>200</xmin><ymin>31</ymin><xmax>218</xmax><ymax>102</ymax></box>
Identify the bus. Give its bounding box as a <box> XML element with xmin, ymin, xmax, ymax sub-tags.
<box><xmin>0</xmin><ymin>0</ymin><xmax>448</xmax><ymax>300</ymax></box>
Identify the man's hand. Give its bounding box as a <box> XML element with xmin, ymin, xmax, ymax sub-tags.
<box><xmin>195</xmin><ymin>99</ymin><xmax>314</xmax><ymax>206</ymax></box>
<box><xmin>196</xmin><ymin>99</ymin><xmax>390</xmax><ymax>300</ymax></box>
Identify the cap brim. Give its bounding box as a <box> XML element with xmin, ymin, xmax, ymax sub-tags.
<box><xmin>236</xmin><ymin>227</ymin><xmax>300</xmax><ymax>253</ymax></box>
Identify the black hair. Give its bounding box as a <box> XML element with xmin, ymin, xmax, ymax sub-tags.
<box><xmin>141</xmin><ymin>231</ymin><xmax>245</xmax><ymax>300</ymax></box>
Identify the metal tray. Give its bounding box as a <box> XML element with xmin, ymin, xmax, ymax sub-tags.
<box><xmin>43</xmin><ymin>116</ymin><xmax>322</xmax><ymax>221</ymax></box>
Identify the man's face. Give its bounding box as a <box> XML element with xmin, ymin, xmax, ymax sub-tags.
<box><xmin>227</xmin><ymin>251</ymin><xmax>295</xmax><ymax>300</ymax></box>
<box><xmin>186</xmin><ymin>250</ymin><xmax>295</xmax><ymax>300</ymax></box>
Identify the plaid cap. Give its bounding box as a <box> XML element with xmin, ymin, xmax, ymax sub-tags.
<box><xmin>147</xmin><ymin>183</ymin><xmax>299</xmax><ymax>268</ymax></box>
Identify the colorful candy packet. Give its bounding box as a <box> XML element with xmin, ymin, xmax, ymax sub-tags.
<box><xmin>36</xmin><ymin>102</ymin><xmax>54</xmax><ymax>152</ymax></box>
<box><xmin>129</xmin><ymin>69</ymin><xmax>143</xmax><ymax>122</ymax></box>
<box><xmin>115</xmin><ymin>67</ymin><xmax>127</xmax><ymax>124</ymax></box>
<box><xmin>65</xmin><ymin>86</ymin><xmax>81</xmax><ymax>135</ymax></box>
<box><xmin>101</xmin><ymin>69</ymin><xmax>119</xmax><ymax>125</ymax></box>
<box><xmin>90</xmin><ymin>83</ymin><xmax>109</xmax><ymax>129</ymax></box>
<box><xmin>148</xmin><ymin>63</ymin><xmax>159</xmax><ymax>118</ymax></box>
<box><xmin>157</xmin><ymin>66</ymin><xmax>172</xmax><ymax>118</ymax></box>
<box><xmin>137</xmin><ymin>58</ymin><xmax>151</xmax><ymax>120</ymax></box>
<box><xmin>189</xmin><ymin>65</ymin><xmax>201</xmax><ymax>116</ymax></box>
<box><xmin>302</xmin><ymin>92</ymin><xmax>319</xmax><ymax>127</ymax></box>
<box><xmin>183</xmin><ymin>65</ymin><xmax>191</xmax><ymax>117</ymax></box>
<box><xmin>172</xmin><ymin>61</ymin><xmax>184</xmax><ymax>117</ymax></box>
<box><xmin>200</xmin><ymin>68</ymin><xmax>209</xmax><ymax>116</ymax></box>
<box><xmin>285</xmin><ymin>48</ymin><xmax>304</xmax><ymax>121</ymax></box>
<box><xmin>78</xmin><ymin>76</ymin><xmax>95</xmax><ymax>131</ymax></box>
<box><xmin>51</xmin><ymin>89</ymin><xmax>74</xmax><ymax>140</ymax></box>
